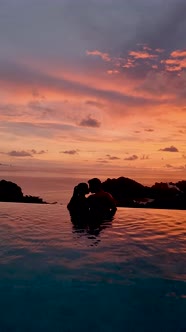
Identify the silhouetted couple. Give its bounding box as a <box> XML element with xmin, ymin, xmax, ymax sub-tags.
<box><xmin>67</xmin><ymin>178</ymin><xmax>117</xmax><ymax>222</ymax></box>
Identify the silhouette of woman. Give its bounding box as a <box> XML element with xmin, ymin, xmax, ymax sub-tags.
<box><xmin>67</xmin><ymin>182</ymin><xmax>89</xmax><ymax>221</ymax></box>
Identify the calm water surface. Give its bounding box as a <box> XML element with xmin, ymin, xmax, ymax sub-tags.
<box><xmin>0</xmin><ymin>203</ymin><xmax>185</xmax><ymax>332</ymax></box>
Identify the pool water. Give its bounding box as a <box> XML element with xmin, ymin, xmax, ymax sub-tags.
<box><xmin>0</xmin><ymin>203</ymin><xmax>185</xmax><ymax>332</ymax></box>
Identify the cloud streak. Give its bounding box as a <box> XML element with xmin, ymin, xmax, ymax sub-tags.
<box><xmin>2</xmin><ymin>150</ymin><xmax>32</xmax><ymax>157</ymax></box>
<box><xmin>0</xmin><ymin>149</ymin><xmax>48</xmax><ymax>157</ymax></box>
<box><xmin>159</xmin><ymin>146</ymin><xmax>179</xmax><ymax>152</ymax></box>
<box><xmin>0</xmin><ymin>59</ymin><xmax>165</xmax><ymax>111</ymax></box>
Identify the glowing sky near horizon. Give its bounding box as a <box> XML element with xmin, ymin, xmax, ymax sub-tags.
<box><xmin>0</xmin><ymin>0</ymin><xmax>186</xmax><ymax>179</ymax></box>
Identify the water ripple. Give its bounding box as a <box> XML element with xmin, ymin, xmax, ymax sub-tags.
<box><xmin>0</xmin><ymin>203</ymin><xmax>186</xmax><ymax>331</ymax></box>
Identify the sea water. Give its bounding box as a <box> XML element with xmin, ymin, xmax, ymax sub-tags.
<box><xmin>0</xmin><ymin>202</ymin><xmax>185</xmax><ymax>332</ymax></box>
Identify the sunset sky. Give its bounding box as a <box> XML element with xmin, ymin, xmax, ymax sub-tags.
<box><xmin>0</xmin><ymin>0</ymin><xmax>186</xmax><ymax>182</ymax></box>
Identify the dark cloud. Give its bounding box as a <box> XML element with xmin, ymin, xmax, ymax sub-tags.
<box><xmin>134</xmin><ymin>1</ymin><xmax>186</xmax><ymax>50</ymax></box>
<box><xmin>0</xmin><ymin>149</ymin><xmax>47</xmax><ymax>157</ymax></box>
<box><xmin>6</xmin><ymin>150</ymin><xmax>32</xmax><ymax>157</ymax></box>
<box><xmin>165</xmin><ymin>163</ymin><xmax>186</xmax><ymax>170</ymax></box>
<box><xmin>60</xmin><ymin>0</ymin><xmax>186</xmax><ymax>54</ymax></box>
<box><xmin>1</xmin><ymin>0</ymin><xmax>185</xmax><ymax>68</ymax></box>
<box><xmin>106</xmin><ymin>154</ymin><xmax>120</xmax><ymax>160</ymax></box>
<box><xmin>144</xmin><ymin>128</ymin><xmax>154</xmax><ymax>132</ymax></box>
<box><xmin>30</xmin><ymin>149</ymin><xmax>47</xmax><ymax>155</ymax></box>
<box><xmin>159</xmin><ymin>145</ymin><xmax>179</xmax><ymax>152</ymax></box>
<box><xmin>61</xmin><ymin>150</ymin><xmax>78</xmax><ymax>155</ymax></box>
<box><xmin>124</xmin><ymin>154</ymin><xmax>138</xmax><ymax>161</ymax></box>
<box><xmin>79</xmin><ymin>115</ymin><xmax>101</xmax><ymax>128</ymax></box>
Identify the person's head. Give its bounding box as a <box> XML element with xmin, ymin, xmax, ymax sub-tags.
<box><xmin>76</xmin><ymin>182</ymin><xmax>89</xmax><ymax>195</ymax></box>
<box><xmin>88</xmin><ymin>178</ymin><xmax>102</xmax><ymax>193</ymax></box>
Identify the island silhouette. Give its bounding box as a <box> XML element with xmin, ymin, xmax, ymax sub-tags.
<box><xmin>0</xmin><ymin>179</ymin><xmax>47</xmax><ymax>204</ymax></box>
<box><xmin>0</xmin><ymin>177</ymin><xmax>186</xmax><ymax>209</ymax></box>
<box><xmin>101</xmin><ymin>177</ymin><xmax>186</xmax><ymax>210</ymax></box>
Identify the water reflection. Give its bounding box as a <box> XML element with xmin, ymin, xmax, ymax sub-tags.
<box><xmin>70</xmin><ymin>215</ymin><xmax>113</xmax><ymax>246</ymax></box>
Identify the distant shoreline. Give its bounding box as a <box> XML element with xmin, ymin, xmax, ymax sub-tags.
<box><xmin>0</xmin><ymin>177</ymin><xmax>186</xmax><ymax>210</ymax></box>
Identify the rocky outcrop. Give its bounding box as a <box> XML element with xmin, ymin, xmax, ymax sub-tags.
<box><xmin>101</xmin><ymin>177</ymin><xmax>186</xmax><ymax>210</ymax></box>
<box><xmin>0</xmin><ymin>179</ymin><xmax>47</xmax><ymax>204</ymax></box>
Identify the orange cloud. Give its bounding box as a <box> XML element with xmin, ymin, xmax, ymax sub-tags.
<box><xmin>170</xmin><ymin>50</ymin><xmax>186</xmax><ymax>58</ymax></box>
<box><xmin>162</xmin><ymin>58</ymin><xmax>186</xmax><ymax>72</ymax></box>
<box><xmin>129</xmin><ymin>51</ymin><xmax>158</xmax><ymax>59</ymax></box>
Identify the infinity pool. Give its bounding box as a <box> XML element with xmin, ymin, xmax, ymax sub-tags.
<box><xmin>0</xmin><ymin>203</ymin><xmax>185</xmax><ymax>332</ymax></box>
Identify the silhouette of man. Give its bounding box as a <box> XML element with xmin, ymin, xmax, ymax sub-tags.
<box><xmin>87</xmin><ymin>178</ymin><xmax>117</xmax><ymax>219</ymax></box>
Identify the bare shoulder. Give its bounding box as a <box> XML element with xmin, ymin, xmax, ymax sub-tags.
<box><xmin>104</xmin><ymin>191</ymin><xmax>115</xmax><ymax>199</ymax></box>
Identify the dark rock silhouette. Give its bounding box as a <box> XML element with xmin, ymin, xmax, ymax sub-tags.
<box><xmin>1</xmin><ymin>177</ymin><xmax>185</xmax><ymax>209</ymax></box>
<box><xmin>100</xmin><ymin>177</ymin><xmax>186</xmax><ymax>210</ymax></box>
<box><xmin>0</xmin><ymin>179</ymin><xmax>47</xmax><ymax>204</ymax></box>
<box><xmin>102</xmin><ymin>176</ymin><xmax>149</xmax><ymax>207</ymax></box>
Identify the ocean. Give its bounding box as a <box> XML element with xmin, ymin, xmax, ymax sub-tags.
<box><xmin>0</xmin><ymin>174</ymin><xmax>185</xmax><ymax>331</ymax></box>
<box><xmin>0</xmin><ymin>173</ymin><xmax>89</xmax><ymax>204</ymax></box>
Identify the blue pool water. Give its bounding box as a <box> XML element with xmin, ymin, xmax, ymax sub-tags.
<box><xmin>0</xmin><ymin>203</ymin><xmax>185</xmax><ymax>332</ymax></box>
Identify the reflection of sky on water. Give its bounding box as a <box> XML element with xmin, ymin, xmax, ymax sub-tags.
<box><xmin>71</xmin><ymin>219</ymin><xmax>113</xmax><ymax>247</ymax></box>
<box><xmin>0</xmin><ymin>203</ymin><xmax>185</xmax><ymax>331</ymax></box>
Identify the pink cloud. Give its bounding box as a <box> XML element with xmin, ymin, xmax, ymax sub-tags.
<box><xmin>155</xmin><ymin>48</ymin><xmax>164</xmax><ymax>53</ymax></box>
<box><xmin>122</xmin><ymin>58</ymin><xmax>136</xmax><ymax>69</ymax></box>
<box><xmin>86</xmin><ymin>50</ymin><xmax>111</xmax><ymax>62</ymax></box>
<box><xmin>152</xmin><ymin>64</ymin><xmax>158</xmax><ymax>69</ymax></box>
<box><xmin>107</xmin><ymin>70</ymin><xmax>119</xmax><ymax>75</ymax></box>
<box><xmin>143</xmin><ymin>45</ymin><xmax>152</xmax><ymax>51</ymax></box>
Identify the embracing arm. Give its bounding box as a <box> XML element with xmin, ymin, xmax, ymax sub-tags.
<box><xmin>108</xmin><ymin>194</ymin><xmax>117</xmax><ymax>217</ymax></box>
